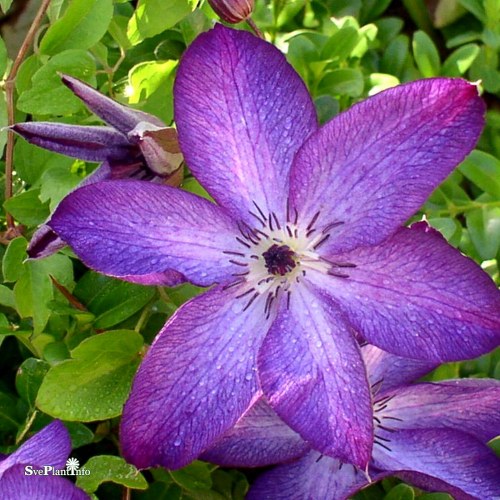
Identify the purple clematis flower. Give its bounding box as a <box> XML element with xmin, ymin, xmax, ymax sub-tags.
<box><xmin>0</xmin><ymin>420</ymin><xmax>89</xmax><ymax>499</ymax></box>
<box><xmin>205</xmin><ymin>345</ymin><xmax>500</xmax><ymax>500</ymax></box>
<box><xmin>12</xmin><ymin>74</ymin><xmax>183</xmax><ymax>259</ymax></box>
<box><xmin>44</xmin><ymin>25</ymin><xmax>500</xmax><ymax>469</ymax></box>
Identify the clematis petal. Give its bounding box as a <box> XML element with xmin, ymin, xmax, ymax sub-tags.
<box><xmin>0</xmin><ymin>465</ymin><xmax>89</xmax><ymax>500</ymax></box>
<box><xmin>362</xmin><ymin>344</ymin><xmax>438</xmax><ymax>393</ymax></box>
<box><xmin>248</xmin><ymin>451</ymin><xmax>387</xmax><ymax>500</ymax></box>
<box><xmin>174</xmin><ymin>24</ymin><xmax>317</xmax><ymax>223</ymax></box>
<box><xmin>0</xmin><ymin>421</ymin><xmax>70</xmax><ymax>476</ymax></box>
<box><xmin>316</xmin><ymin>226</ymin><xmax>500</xmax><ymax>361</ymax></box>
<box><xmin>120</xmin><ymin>285</ymin><xmax>272</xmax><ymax>469</ymax></box>
<box><xmin>48</xmin><ymin>180</ymin><xmax>242</xmax><ymax>287</ymax></box>
<box><xmin>61</xmin><ymin>74</ymin><xmax>165</xmax><ymax>134</ymax></box>
<box><xmin>258</xmin><ymin>283</ymin><xmax>372</xmax><ymax>468</ymax></box>
<box><xmin>290</xmin><ymin>78</ymin><xmax>484</xmax><ymax>254</ymax></box>
<box><xmin>11</xmin><ymin>123</ymin><xmax>135</xmax><ymax>163</ymax></box>
<box><xmin>28</xmin><ymin>162</ymin><xmax>113</xmax><ymax>259</ymax></box>
<box><xmin>202</xmin><ymin>398</ymin><xmax>310</xmax><ymax>467</ymax></box>
<box><xmin>372</xmin><ymin>428</ymin><xmax>500</xmax><ymax>499</ymax></box>
<box><xmin>386</xmin><ymin>380</ymin><xmax>500</xmax><ymax>442</ymax></box>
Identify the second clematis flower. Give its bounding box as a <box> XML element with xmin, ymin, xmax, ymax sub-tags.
<box><xmin>204</xmin><ymin>346</ymin><xmax>500</xmax><ymax>499</ymax></box>
<box><xmin>12</xmin><ymin>74</ymin><xmax>183</xmax><ymax>260</ymax></box>
<box><xmin>44</xmin><ymin>25</ymin><xmax>500</xmax><ymax>469</ymax></box>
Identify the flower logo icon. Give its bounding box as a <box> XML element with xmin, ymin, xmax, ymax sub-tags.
<box><xmin>65</xmin><ymin>457</ymin><xmax>80</xmax><ymax>474</ymax></box>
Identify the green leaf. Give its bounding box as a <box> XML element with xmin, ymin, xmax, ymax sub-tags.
<box><xmin>442</xmin><ymin>43</ymin><xmax>480</xmax><ymax>77</ymax></box>
<box><xmin>40</xmin><ymin>0</ymin><xmax>113</xmax><ymax>55</ymax></box>
<box><xmin>14</xmin><ymin>140</ymin><xmax>74</xmax><ymax>186</ymax></box>
<box><xmin>0</xmin><ymin>0</ymin><xmax>13</xmax><ymax>14</ymax></box>
<box><xmin>36</xmin><ymin>330</ymin><xmax>143</xmax><ymax>421</ymax></box>
<box><xmin>2</xmin><ymin>237</ymin><xmax>28</xmax><ymax>282</ymax></box>
<box><xmin>127</xmin><ymin>0</ymin><xmax>193</xmax><ymax>46</ymax></box>
<box><xmin>3</xmin><ymin>189</ymin><xmax>50</xmax><ymax>227</ymax></box>
<box><xmin>317</xmin><ymin>68</ymin><xmax>364</xmax><ymax>97</ymax></box>
<box><xmin>77</xmin><ymin>455</ymin><xmax>147</xmax><ymax>493</ymax></box>
<box><xmin>381</xmin><ymin>34</ymin><xmax>410</xmax><ymax>76</ymax></box>
<box><xmin>0</xmin><ymin>284</ymin><xmax>15</xmax><ymax>309</ymax></box>
<box><xmin>457</xmin><ymin>0</ymin><xmax>486</xmax><ymax>22</ymax></box>
<box><xmin>14</xmin><ymin>254</ymin><xmax>74</xmax><ymax>334</ymax></box>
<box><xmin>17</xmin><ymin>50</ymin><xmax>96</xmax><ymax>115</ymax></box>
<box><xmin>39</xmin><ymin>165</ymin><xmax>82</xmax><ymax>211</ymax></box>
<box><xmin>128</xmin><ymin>60</ymin><xmax>177</xmax><ymax>104</ymax></box>
<box><xmin>74</xmin><ymin>272</ymin><xmax>156</xmax><ymax>329</ymax></box>
<box><xmin>64</xmin><ymin>421</ymin><xmax>94</xmax><ymax>449</ymax></box>
<box><xmin>320</xmin><ymin>27</ymin><xmax>360</xmax><ymax>60</ymax></box>
<box><xmin>0</xmin><ymin>392</ymin><xmax>20</xmax><ymax>432</ymax></box>
<box><xmin>170</xmin><ymin>461</ymin><xmax>212</xmax><ymax>492</ymax></box>
<box><xmin>427</xmin><ymin>217</ymin><xmax>462</xmax><ymax>246</ymax></box>
<box><xmin>466</xmin><ymin>206</ymin><xmax>500</xmax><ymax>260</ymax></box>
<box><xmin>459</xmin><ymin>150</ymin><xmax>500</xmax><ymax>198</ymax></box>
<box><xmin>384</xmin><ymin>483</ymin><xmax>415</xmax><ymax>500</ymax></box>
<box><xmin>15</xmin><ymin>358</ymin><xmax>50</xmax><ymax>407</ymax></box>
<box><xmin>469</xmin><ymin>47</ymin><xmax>500</xmax><ymax>94</ymax></box>
<box><xmin>412</xmin><ymin>30</ymin><xmax>441</xmax><ymax>77</ymax></box>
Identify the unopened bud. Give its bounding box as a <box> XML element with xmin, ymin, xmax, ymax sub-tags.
<box><xmin>208</xmin><ymin>0</ymin><xmax>254</xmax><ymax>24</ymax></box>
<box><xmin>128</xmin><ymin>123</ymin><xmax>183</xmax><ymax>178</ymax></box>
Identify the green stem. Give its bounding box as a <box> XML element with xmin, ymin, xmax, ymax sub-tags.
<box><xmin>428</xmin><ymin>200</ymin><xmax>500</xmax><ymax>217</ymax></box>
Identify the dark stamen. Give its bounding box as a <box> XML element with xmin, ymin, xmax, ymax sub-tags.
<box><xmin>374</xmin><ymin>440</ymin><xmax>392</xmax><ymax>452</ymax></box>
<box><xmin>243</xmin><ymin>292</ymin><xmax>259</xmax><ymax>311</ymax></box>
<box><xmin>253</xmin><ymin>201</ymin><xmax>267</xmax><ymax>222</ymax></box>
<box><xmin>323</xmin><ymin>221</ymin><xmax>344</xmax><ymax>233</ymax></box>
<box><xmin>313</xmin><ymin>233</ymin><xmax>330</xmax><ymax>250</ymax></box>
<box><xmin>382</xmin><ymin>416</ymin><xmax>403</xmax><ymax>422</ymax></box>
<box><xmin>235</xmin><ymin>237</ymin><xmax>251</xmax><ymax>249</ymax></box>
<box><xmin>249</xmin><ymin>210</ymin><xmax>266</xmax><ymax>226</ymax></box>
<box><xmin>223</xmin><ymin>279</ymin><xmax>245</xmax><ymax>291</ymax></box>
<box><xmin>229</xmin><ymin>259</ymin><xmax>248</xmax><ymax>267</ymax></box>
<box><xmin>236</xmin><ymin>288</ymin><xmax>256</xmax><ymax>299</ymax></box>
<box><xmin>306</xmin><ymin>211</ymin><xmax>320</xmax><ymax>232</ymax></box>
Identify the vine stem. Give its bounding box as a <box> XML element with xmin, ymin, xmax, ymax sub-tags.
<box><xmin>246</xmin><ymin>17</ymin><xmax>264</xmax><ymax>39</ymax></box>
<box><xmin>4</xmin><ymin>0</ymin><xmax>52</xmax><ymax>231</ymax></box>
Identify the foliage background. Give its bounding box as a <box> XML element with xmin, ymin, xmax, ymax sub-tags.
<box><xmin>0</xmin><ymin>0</ymin><xmax>499</xmax><ymax>498</ymax></box>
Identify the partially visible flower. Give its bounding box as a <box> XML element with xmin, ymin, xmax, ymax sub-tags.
<box><xmin>208</xmin><ymin>0</ymin><xmax>254</xmax><ymax>23</ymax></box>
<box><xmin>11</xmin><ymin>74</ymin><xmax>183</xmax><ymax>260</ymax></box>
<box><xmin>205</xmin><ymin>345</ymin><xmax>500</xmax><ymax>500</ymax></box>
<box><xmin>0</xmin><ymin>420</ymin><xmax>89</xmax><ymax>499</ymax></box>
<box><xmin>45</xmin><ymin>26</ymin><xmax>500</xmax><ymax>470</ymax></box>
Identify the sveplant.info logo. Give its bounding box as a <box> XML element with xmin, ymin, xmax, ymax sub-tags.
<box><xmin>24</xmin><ymin>457</ymin><xmax>90</xmax><ymax>476</ymax></box>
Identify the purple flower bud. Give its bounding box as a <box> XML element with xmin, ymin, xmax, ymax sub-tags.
<box><xmin>208</xmin><ymin>0</ymin><xmax>254</xmax><ymax>23</ymax></box>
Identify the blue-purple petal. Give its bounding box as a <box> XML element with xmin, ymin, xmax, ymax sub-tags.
<box><xmin>258</xmin><ymin>284</ymin><xmax>372</xmax><ymax>468</ymax></box>
<box><xmin>386</xmin><ymin>380</ymin><xmax>500</xmax><ymax>442</ymax></box>
<box><xmin>372</xmin><ymin>428</ymin><xmax>500</xmax><ymax>499</ymax></box>
<box><xmin>61</xmin><ymin>74</ymin><xmax>165</xmax><ymax>134</ymax></box>
<box><xmin>290</xmin><ymin>78</ymin><xmax>485</xmax><ymax>255</ymax></box>
<box><xmin>362</xmin><ymin>344</ymin><xmax>438</xmax><ymax>393</ymax></box>
<box><xmin>0</xmin><ymin>421</ymin><xmax>70</xmax><ymax>476</ymax></box>
<box><xmin>11</xmin><ymin>122</ymin><xmax>135</xmax><ymax>163</ymax></box>
<box><xmin>0</xmin><ymin>464</ymin><xmax>89</xmax><ymax>500</ymax></box>
<box><xmin>313</xmin><ymin>226</ymin><xmax>500</xmax><ymax>361</ymax></box>
<box><xmin>202</xmin><ymin>398</ymin><xmax>310</xmax><ymax>467</ymax></box>
<box><xmin>175</xmin><ymin>24</ymin><xmax>317</xmax><ymax>224</ymax></box>
<box><xmin>248</xmin><ymin>451</ymin><xmax>387</xmax><ymax>500</ymax></box>
<box><xmin>48</xmin><ymin>180</ymin><xmax>242</xmax><ymax>287</ymax></box>
<box><xmin>120</xmin><ymin>285</ymin><xmax>272</xmax><ymax>469</ymax></box>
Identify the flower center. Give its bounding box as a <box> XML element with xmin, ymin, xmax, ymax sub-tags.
<box><xmin>222</xmin><ymin>201</ymin><xmax>356</xmax><ymax>318</ymax></box>
<box><xmin>262</xmin><ymin>244</ymin><xmax>297</xmax><ymax>276</ymax></box>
